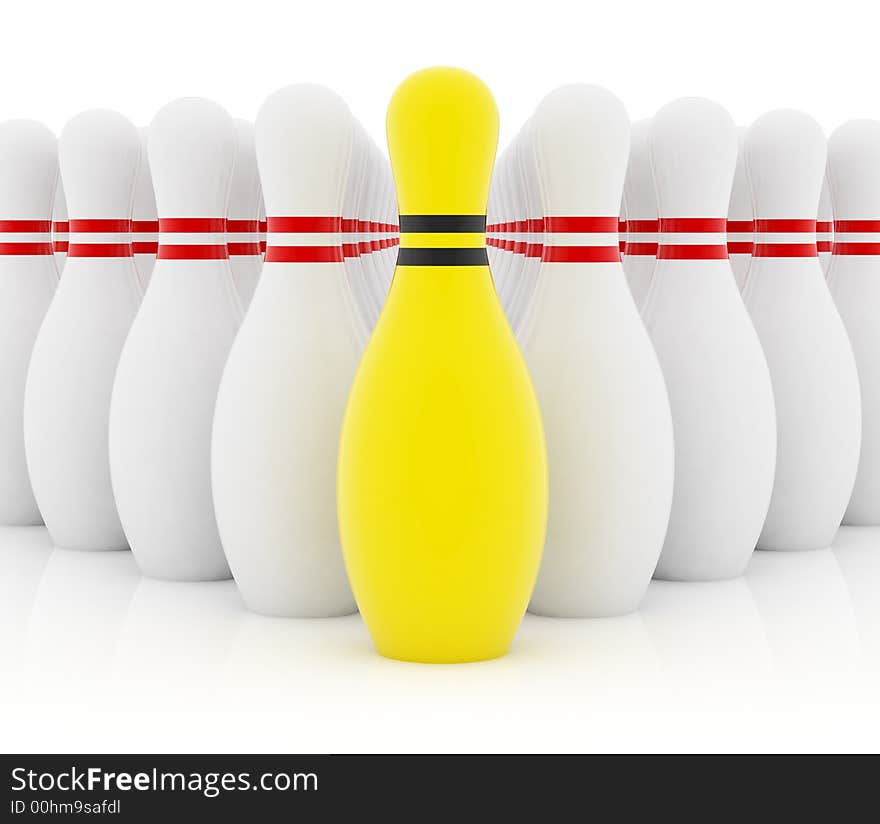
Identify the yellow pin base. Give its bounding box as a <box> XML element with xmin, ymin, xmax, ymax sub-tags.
<box><xmin>337</xmin><ymin>67</ymin><xmax>548</xmax><ymax>664</ymax></box>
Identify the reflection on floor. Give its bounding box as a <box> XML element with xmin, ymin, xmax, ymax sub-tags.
<box><xmin>2</xmin><ymin>525</ymin><xmax>879</xmax><ymax>752</ymax></box>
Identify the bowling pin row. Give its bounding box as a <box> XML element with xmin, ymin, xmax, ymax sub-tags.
<box><xmin>0</xmin><ymin>90</ymin><xmax>397</xmax><ymax>608</ymax></box>
<box><xmin>623</xmin><ymin>109</ymin><xmax>877</xmax><ymax>528</ymax></box>
<box><xmin>621</xmin><ymin>122</ymin><xmax>865</xmax><ymax>300</ymax></box>
<box><xmin>3</xmin><ymin>70</ymin><xmax>878</xmax><ymax>663</ymax></box>
<box><xmin>488</xmin><ymin>88</ymin><xmax>874</xmax><ymax>612</ymax></box>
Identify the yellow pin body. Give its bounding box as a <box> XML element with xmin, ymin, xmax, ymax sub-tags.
<box><xmin>337</xmin><ymin>67</ymin><xmax>548</xmax><ymax>663</ymax></box>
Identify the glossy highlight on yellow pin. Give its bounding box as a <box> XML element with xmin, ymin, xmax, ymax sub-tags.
<box><xmin>337</xmin><ymin>67</ymin><xmax>549</xmax><ymax>664</ymax></box>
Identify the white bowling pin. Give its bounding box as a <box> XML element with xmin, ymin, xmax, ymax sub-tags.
<box><xmin>51</xmin><ymin>177</ymin><xmax>68</xmax><ymax>272</ymax></box>
<box><xmin>826</xmin><ymin>119</ymin><xmax>880</xmax><ymax>524</ymax></box>
<box><xmin>355</xmin><ymin>140</ymin><xmax>388</xmax><ymax>331</ymax></box>
<box><xmin>642</xmin><ymin>98</ymin><xmax>776</xmax><ymax>581</ymax></box>
<box><xmin>24</xmin><ymin>110</ymin><xmax>142</xmax><ymax>550</ymax></box>
<box><xmin>368</xmin><ymin>141</ymin><xmax>396</xmax><ymax>322</ymax></box>
<box><xmin>341</xmin><ymin>123</ymin><xmax>372</xmax><ymax>344</ymax></box>
<box><xmin>486</xmin><ymin>171</ymin><xmax>501</xmax><ymax>272</ymax></box>
<box><xmin>521</xmin><ymin>85</ymin><xmax>674</xmax><ymax>617</ymax></box>
<box><xmin>728</xmin><ymin>128</ymin><xmax>753</xmax><ymax>291</ymax></box>
<box><xmin>212</xmin><ymin>85</ymin><xmax>362</xmax><ymax>617</ymax></box>
<box><xmin>132</xmin><ymin>127</ymin><xmax>158</xmax><ymax>290</ymax></box>
<box><xmin>742</xmin><ymin>110</ymin><xmax>861</xmax><ymax>550</ymax></box>
<box><xmin>507</xmin><ymin>127</ymin><xmax>544</xmax><ymax>338</ymax></box>
<box><xmin>490</xmin><ymin>147</ymin><xmax>516</xmax><ymax>310</ymax></box>
<box><xmin>0</xmin><ymin>120</ymin><xmax>59</xmax><ymax>525</ymax></box>
<box><xmin>227</xmin><ymin>119</ymin><xmax>264</xmax><ymax>309</ymax></box>
<box><xmin>622</xmin><ymin>118</ymin><xmax>659</xmax><ymax>308</ymax></box>
<box><xmin>499</xmin><ymin>138</ymin><xmax>532</xmax><ymax>332</ymax></box>
<box><xmin>109</xmin><ymin>98</ymin><xmax>242</xmax><ymax>580</ymax></box>
<box><xmin>818</xmin><ymin>175</ymin><xmax>833</xmax><ymax>275</ymax></box>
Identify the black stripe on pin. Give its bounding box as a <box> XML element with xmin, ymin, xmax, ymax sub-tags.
<box><xmin>399</xmin><ymin>214</ymin><xmax>487</xmax><ymax>234</ymax></box>
<box><xmin>396</xmin><ymin>247</ymin><xmax>489</xmax><ymax>267</ymax></box>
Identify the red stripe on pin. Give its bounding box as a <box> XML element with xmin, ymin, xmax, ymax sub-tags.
<box><xmin>69</xmin><ymin>219</ymin><xmax>131</xmax><ymax>233</ymax></box>
<box><xmin>660</xmin><ymin>218</ymin><xmax>727</xmax><ymax>233</ymax></box>
<box><xmin>159</xmin><ymin>218</ymin><xmax>226</xmax><ymax>233</ymax></box>
<box><xmin>542</xmin><ymin>246</ymin><xmax>621</xmax><ymax>263</ymax></box>
<box><xmin>624</xmin><ymin>242</ymin><xmax>659</xmax><ymax>256</ymax></box>
<box><xmin>833</xmin><ymin>242</ymin><xmax>880</xmax><ymax>256</ymax></box>
<box><xmin>544</xmin><ymin>216</ymin><xmax>620</xmax><ymax>233</ymax></box>
<box><xmin>157</xmin><ymin>245</ymin><xmax>228</xmax><ymax>260</ymax></box>
<box><xmin>68</xmin><ymin>243</ymin><xmax>133</xmax><ymax>258</ymax></box>
<box><xmin>265</xmin><ymin>246</ymin><xmax>344</xmax><ymax>263</ymax></box>
<box><xmin>658</xmin><ymin>244</ymin><xmax>728</xmax><ymax>260</ymax></box>
<box><xmin>268</xmin><ymin>216</ymin><xmax>342</xmax><ymax>233</ymax></box>
<box><xmin>726</xmin><ymin>220</ymin><xmax>754</xmax><ymax>233</ymax></box>
<box><xmin>227</xmin><ymin>242</ymin><xmax>262</xmax><ymax>256</ymax></box>
<box><xmin>226</xmin><ymin>219</ymin><xmax>260</xmax><ymax>233</ymax></box>
<box><xmin>132</xmin><ymin>242</ymin><xmax>158</xmax><ymax>254</ymax></box>
<box><xmin>0</xmin><ymin>242</ymin><xmax>54</xmax><ymax>255</ymax></box>
<box><xmin>754</xmin><ymin>219</ymin><xmax>816</xmax><ymax>233</ymax></box>
<box><xmin>131</xmin><ymin>220</ymin><xmax>159</xmax><ymax>233</ymax></box>
<box><xmin>753</xmin><ymin>243</ymin><xmax>817</xmax><ymax>258</ymax></box>
<box><xmin>627</xmin><ymin>219</ymin><xmax>660</xmax><ymax>233</ymax></box>
<box><xmin>834</xmin><ymin>220</ymin><xmax>880</xmax><ymax>233</ymax></box>
<box><xmin>727</xmin><ymin>242</ymin><xmax>753</xmax><ymax>254</ymax></box>
<box><xmin>0</xmin><ymin>219</ymin><xmax>53</xmax><ymax>233</ymax></box>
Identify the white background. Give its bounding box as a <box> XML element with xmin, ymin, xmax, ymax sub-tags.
<box><xmin>2</xmin><ymin>0</ymin><xmax>880</xmax><ymax>754</ymax></box>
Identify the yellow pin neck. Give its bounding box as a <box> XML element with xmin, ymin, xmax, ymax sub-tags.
<box><xmin>397</xmin><ymin>214</ymin><xmax>487</xmax><ymax>267</ymax></box>
<box><xmin>387</xmin><ymin>67</ymin><xmax>498</xmax><ymax>267</ymax></box>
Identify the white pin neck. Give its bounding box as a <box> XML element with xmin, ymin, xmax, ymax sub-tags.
<box><xmin>58</xmin><ymin>110</ymin><xmax>140</xmax><ymax>259</ymax></box>
<box><xmin>226</xmin><ymin>119</ymin><xmax>262</xmax><ymax>259</ymax></box>
<box><xmin>727</xmin><ymin>127</ymin><xmax>754</xmax><ymax>257</ymax></box>
<box><xmin>745</xmin><ymin>109</ymin><xmax>826</xmax><ymax>219</ymax></box>
<box><xmin>255</xmin><ymin>85</ymin><xmax>353</xmax><ymax>265</ymax></box>
<box><xmin>131</xmin><ymin>127</ymin><xmax>158</xmax><ymax>257</ymax></box>
<box><xmin>728</xmin><ymin>127</ymin><xmax>752</xmax><ymax>222</ymax></box>
<box><xmin>132</xmin><ymin>127</ymin><xmax>157</xmax><ymax>222</ymax></box>
<box><xmin>744</xmin><ymin>109</ymin><xmax>825</xmax><ymax>260</ymax></box>
<box><xmin>60</xmin><ymin>109</ymin><xmax>140</xmax><ymax>221</ymax></box>
<box><xmin>0</xmin><ymin>119</ymin><xmax>58</xmax><ymax>220</ymax></box>
<box><xmin>827</xmin><ymin>119</ymin><xmax>880</xmax><ymax>219</ymax></box>
<box><xmin>531</xmin><ymin>84</ymin><xmax>629</xmax><ymax>218</ymax></box>
<box><xmin>149</xmin><ymin>97</ymin><xmax>236</xmax><ymax>219</ymax></box>
<box><xmin>827</xmin><ymin>119</ymin><xmax>880</xmax><ymax>256</ymax></box>
<box><xmin>255</xmin><ymin>84</ymin><xmax>353</xmax><ymax>219</ymax></box>
<box><xmin>623</xmin><ymin>118</ymin><xmax>659</xmax><ymax>256</ymax></box>
<box><xmin>228</xmin><ymin>119</ymin><xmax>262</xmax><ymax>221</ymax></box>
<box><xmin>623</xmin><ymin>119</ymin><xmax>657</xmax><ymax>223</ymax></box>
<box><xmin>342</xmin><ymin>123</ymin><xmax>367</xmax><ymax>220</ymax></box>
<box><xmin>651</xmin><ymin>97</ymin><xmax>737</xmax><ymax>219</ymax></box>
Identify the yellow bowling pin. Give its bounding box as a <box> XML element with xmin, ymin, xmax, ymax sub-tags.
<box><xmin>337</xmin><ymin>67</ymin><xmax>548</xmax><ymax>664</ymax></box>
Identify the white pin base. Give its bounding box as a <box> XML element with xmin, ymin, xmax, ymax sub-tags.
<box><xmin>25</xmin><ymin>263</ymin><xmax>140</xmax><ymax>550</ymax></box>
